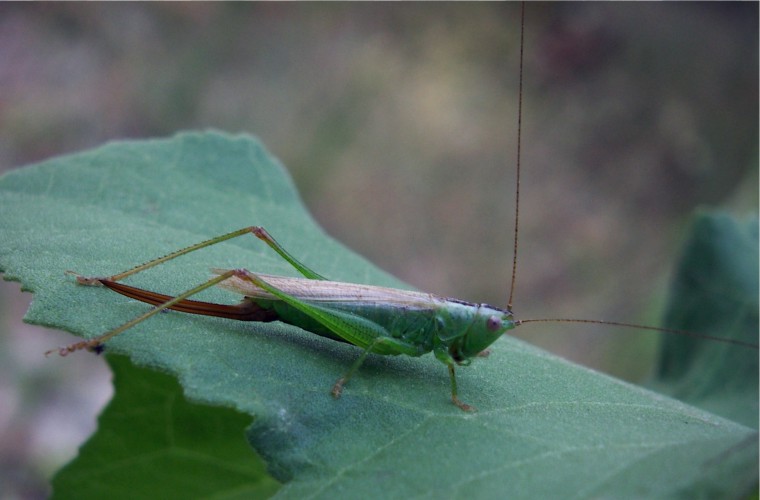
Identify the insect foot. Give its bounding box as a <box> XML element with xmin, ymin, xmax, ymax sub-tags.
<box><xmin>45</xmin><ymin>338</ymin><xmax>103</xmax><ymax>357</ymax></box>
<box><xmin>452</xmin><ymin>396</ymin><xmax>475</xmax><ymax>412</ymax></box>
<box><xmin>331</xmin><ymin>378</ymin><xmax>346</xmax><ymax>398</ymax></box>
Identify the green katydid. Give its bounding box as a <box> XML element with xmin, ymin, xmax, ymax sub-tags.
<box><xmin>48</xmin><ymin>5</ymin><xmax>758</xmax><ymax>412</ymax></box>
<box><xmin>55</xmin><ymin>226</ymin><xmax>518</xmax><ymax>412</ymax></box>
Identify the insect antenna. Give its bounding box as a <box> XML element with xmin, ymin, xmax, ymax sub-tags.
<box><xmin>516</xmin><ymin>318</ymin><xmax>759</xmax><ymax>350</ymax></box>
<box><xmin>507</xmin><ymin>1</ymin><xmax>525</xmax><ymax>312</ymax></box>
<box><xmin>506</xmin><ymin>3</ymin><xmax>756</xmax><ymax>354</ymax></box>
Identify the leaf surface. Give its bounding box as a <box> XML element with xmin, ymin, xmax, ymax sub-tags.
<box><xmin>51</xmin><ymin>355</ymin><xmax>281</xmax><ymax>499</ymax></box>
<box><xmin>0</xmin><ymin>132</ymin><xmax>756</xmax><ymax>498</ymax></box>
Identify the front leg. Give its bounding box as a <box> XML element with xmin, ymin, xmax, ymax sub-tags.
<box><xmin>434</xmin><ymin>346</ymin><xmax>475</xmax><ymax>412</ymax></box>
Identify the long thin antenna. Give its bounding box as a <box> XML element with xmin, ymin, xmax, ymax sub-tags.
<box><xmin>502</xmin><ymin>4</ymin><xmax>755</xmax><ymax>356</ymax></box>
<box><xmin>507</xmin><ymin>1</ymin><xmax>525</xmax><ymax>311</ymax></box>
<box><xmin>516</xmin><ymin>318</ymin><xmax>759</xmax><ymax>350</ymax></box>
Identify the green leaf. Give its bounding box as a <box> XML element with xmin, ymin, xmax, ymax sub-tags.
<box><xmin>655</xmin><ymin>212</ymin><xmax>759</xmax><ymax>428</ymax></box>
<box><xmin>1</xmin><ymin>132</ymin><xmax>757</xmax><ymax>498</ymax></box>
<box><xmin>51</xmin><ymin>355</ymin><xmax>281</xmax><ymax>499</ymax></box>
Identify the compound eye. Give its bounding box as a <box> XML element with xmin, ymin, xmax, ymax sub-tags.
<box><xmin>486</xmin><ymin>315</ymin><xmax>502</xmax><ymax>332</ymax></box>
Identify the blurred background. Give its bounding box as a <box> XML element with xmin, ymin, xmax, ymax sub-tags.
<box><xmin>1</xmin><ymin>3</ymin><xmax>757</xmax><ymax>498</ymax></box>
